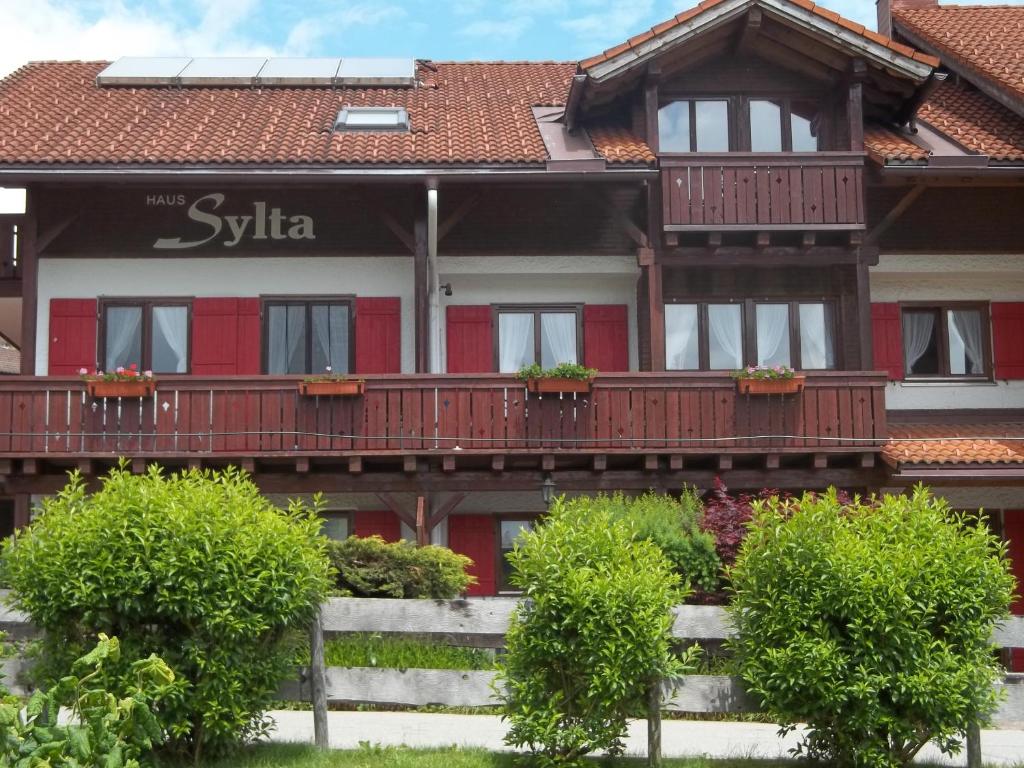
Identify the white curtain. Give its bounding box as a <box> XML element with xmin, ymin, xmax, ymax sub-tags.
<box><xmin>312</xmin><ymin>306</ymin><xmax>332</xmax><ymax>373</ymax></box>
<box><xmin>799</xmin><ymin>303</ymin><xmax>833</xmax><ymax>370</ymax></box>
<box><xmin>665</xmin><ymin>304</ymin><xmax>699</xmax><ymax>370</ymax></box>
<box><xmin>756</xmin><ymin>304</ymin><xmax>791</xmax><ymax>367</ymax></box>
<box><xmin>902</xmin><ymin>312</ymin><xmax>935</xmax><ymax>374</ymax></box>
<box><xmin>105</xmin><ymin>307</ymin><xmax>142</xmax><ymax>371</ymax></box>
<box><xmin>540</xmin><ymin>313</ymin><xmax>577</xmax><ymax>368</ymax></box>
<box><xmin>268</xmin><ymin>305</ymin><xmax>306</xmax><ymax>374</ymax></box>
<box><xmin>152</xmin><ymin>306</ymin><xmax>188</xmax><ymax>373</ymax></box>
<box><xmin>499</xmin><ymin>314</ymin><xmax>534</xmax><ymax>373</ymax></box>
<box><xmin>949</xmin><ymin>310</ymin><xmax>984</xmax><ymax>375</ymax></box>
<box><xmin>708</xmin><ymin>304</ymin><xmax>743</xmax><ymax>369</ymax></box>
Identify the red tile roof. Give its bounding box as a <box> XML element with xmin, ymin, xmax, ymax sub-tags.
<box><xmin>918</xmin><ymin>78</ymin><xmax>1024</xmax><ymax>162</ymax></box>
<box><xmin>589</xmin><ymin>126</ymin><xmax>657</xmax><ymax>165</ymax></box>
<box><xmin>894</xmin><ymin>5</ymin><xmax>1024</xmax><ymax>102</ymax></box>
<box><xmin>580</xmin><ymin>0</ymin><xmax>939</xmax><ymax>72</ymax></box>
<box><xmin>883</xmin><ymin>422</ymin><xmax>1024</xmax><ymax>467</ymax></box>
<box><xmin>0</xmin><ymin>60</ymin><xmax>651</xmax><ymax>168</ymax></box>
<box><xmin>864</xmin><ymin>124</ymin><xmax>930</xmax><ymax>165</ymax></box>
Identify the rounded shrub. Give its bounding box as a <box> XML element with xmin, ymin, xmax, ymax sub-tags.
<box><xmin>2</xmin><ymin>464</ymin><xmax>332</xmax><ymax>761</ymax></box>
<box><xmin>328</xmin><ymin>536</ymin><xmax>475</xmax><ymax>598</ymax></box>
<box><xmin>728</xmin><ymin>486</ymin><xmax>1015</xmax><ymax>768</ymax></box>
<box><xmin>498</xmin><ymin>497</ymin><xmax>694</xmax><ymax>766</ymax></box>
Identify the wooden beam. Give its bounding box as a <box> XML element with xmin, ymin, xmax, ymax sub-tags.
<box><xmin>860</xmin><ymin>453</ymin><xmax>876</xmax><ymax>469</ymax></box>
<box><xmin>847</xmin><ymin>60</ymin><xmax>867</xmax><ymax>152</ymax></box>
<box><xmin>766</xmin><ymin>455</ymin><xmax>781</xmax><ymax>470</ymax></box>
<box><xmin>375</xmin><ymin>208</ymin><xmax>415</xmax><ymax>254</ymax></box>
<box><xmin>376</xmin><ymin>493</ymin><xmax>417</xmax><ymax>529</ymax></box>
<box><xmin>349</xmin><ymin>456</ymin><xmax>363</xmax><ymax>474</ymax></box>
<box><xmin>240</xmin><ymin>458</ymin><xmax>256</xmax><ymax>474</ymax></box>
<box><xmin>644</xmin><ymin>455</ymin><xmax>660</xmax><ymax>472</ymax></box>
<box><xmin>187</xmin><ymin>458</ymin><xmax>202</xmax><ymax>471</ymax></box>
<box><xmin>36</xmin><ymin>212</ymin><xmax>79</xmax><ymax>255</ymax></box>
<box><xmin>428</xmin><ymin>493</ymin><xmax>466</xmax><ymax>529</ymax></box>
<box><xmin>491</xmin><ymin>455</ymin><xmax>505</xmax><ymax>473</ymax></box>
<box><xmin>442</xmin><ymin>455</ymin><xmax>456</xmax><ymax>473</ymax></box>
<box><xmin>129</xmin><ymin>458</ymin><xmax>145</xmax><ymax>475</ymax></box>
<box><xmin>669</xmin><ymin>455</ymin><xmax>684</xmax><ymax>471</ymax></box>
<box><xmin>415</xmin><ymin>496</ymin><xmax>428</xmax><ymax>547</ymax></box>
<box><xmin>593</xmin><ymin>454</ymin><xmax>608</xmax><ymax>472</ymax></box>
<box><xmin>437</xmin><ymin>194</ymin><xmax>480</xmax><ymax>243</ymax></box>
<box><xmin>296</xmin><ymin>457</ymin><xmax>310</xmax><ymax>473</ymax></box>
<box><xmin>644</xmin><ymin>65</ymin><xmax>661</xmax><ymax>154</ymax></box>
<box><xmin>856</xmin><ymin>255</ymin><xmax>874</xmax><ymax>370</ymax></box>
<box><xmin>707</xmin><ymin>232</ymin><xmax>722</xmax><ymax>248</ymax></box>
<box><xmin>0</xmin><ymin>459</ymin><xmax>11</xmax><ymax>476</ymax></box>
<box><xmin>541</xmin><ymin>454</ymin><xmax>556</xmax><ymax>472</ymax></box>
<box><xmin>403</xmin><ymin>455</ymin><xmax>418</xmax><ymax>474</ymax></box>
<box><xmin>813</xmin><ymin>453</ymin><xmax>828</xmax><ymax>470</ymax></box>
<box><xmin>718</xmin><ymin>456</ymin><xmax>733</xmax><ymax>471</ymax></box>
<box><xmin>21</xmin><ymin>459</ymin><xmax>37</xmax><ymax>476</ymax></box>
<box><xmin>755</xmin><ymin>232</ymin><xmax>770</xmax><ymax>249</ymax></box>
<box><xmin>605</xmin><ymin>192</ymin><xmax>648</xmax><ymax>248</ymax></box>
<box><xmin>864</xmin><ymin>184</ymin><xmax>925</xmax><ymax>245</ymax></box>
<box><xmin>646</xmin><ymin>262</ymin><xmax>666</xmax><ymax>371</ymax></box>
<box><xmin>734</xmin><ymin>7</ymin><xmax>762</xmax><ymax>55</ymax></box>
<box><xmin>801</xmin><ymin>232</ymin><xmax>816</xmax><ymax>249</ymax></box>
<box><xmin>18</xmin><ymin>201</ymin><xmax>37</xmax><ymax>375</ymax></box>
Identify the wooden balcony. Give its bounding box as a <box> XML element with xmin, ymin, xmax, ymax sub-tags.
<box><xmin>0</xmin><ymin>373</ymin><xmax>886</xmax><ymax>468</ymax></box>
<box><xmin>661</xmin><ymin>153</ymin><xmax>866</xmax><ymax>233</ymax></box>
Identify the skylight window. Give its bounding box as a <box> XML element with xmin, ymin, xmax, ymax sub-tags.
<box><xmin>335</xmin><ymin>107</ymin><xmax>409</xmax><ymax>132</ymax></box>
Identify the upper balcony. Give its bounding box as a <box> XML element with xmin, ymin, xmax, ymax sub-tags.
<box><xmin>0</xmin><ymin>372</ymin><xmax>887</xmax><ymax>491</ymax></box>
<box><xmin>660</xmin><ymin>152</ymin><xmax>866</xmax><ymax>241</ymax></box>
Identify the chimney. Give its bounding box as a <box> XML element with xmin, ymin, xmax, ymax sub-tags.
<box><xmin>877</xmin><ymin>0</ymin><xmax>938</xmax><ymax>37</ymax></box>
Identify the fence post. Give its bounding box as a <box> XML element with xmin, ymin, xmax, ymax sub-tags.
<box><xmin>965</xmin><ymin>721</ymin><xmax>981</xmax><ymax>768</ymax></box>
<box><xmin>647</xmin><ymin>679</ymin><xmax>662</xmax><ymax>768</ymax></box>
<box><xmin>310</xmin><ymin>607</ymin><xmax>329</xmax><ymax>749</ymax></box>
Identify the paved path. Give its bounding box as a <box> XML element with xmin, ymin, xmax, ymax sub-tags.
<box><xmin>266</xmin><ymin>711</ymin><xmax>1024</xmax><ymax>765</ymax></box>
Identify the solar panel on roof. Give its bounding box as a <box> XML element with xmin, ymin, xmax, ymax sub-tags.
<box><xmin>177</xmin><ymin>57</ymin><xmax>267</xmax><ymax>86</ymax></box>
<box><xmin>336</xmin><ymin>58</ymin><xmax>416</xmax><ymax>86</ymax></box>
<box><xmin>96</xmin><ymin>57</ymin><xmax>192</xmax><ymax>85</ymax></box>
<box><xmin>258</xmin><ymin>58</ymin><xmax>342</xmax><ymax>85</ymax></box>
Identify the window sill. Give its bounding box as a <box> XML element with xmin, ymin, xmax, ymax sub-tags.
<box><xmin>897</xmin><ymin>379</ymin><xmax>997</xmax><ymax>387</ymax></box>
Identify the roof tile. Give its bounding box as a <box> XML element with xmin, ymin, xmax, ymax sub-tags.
<box><xmin>883</xmin><ymin>422</ymin><xmax>1024</xmax><ymax>466</ymax></box>
<box><xmin>919</xmin><ymin>79</ymin><xmax>1024</xmax><ymax>162</ymax></box>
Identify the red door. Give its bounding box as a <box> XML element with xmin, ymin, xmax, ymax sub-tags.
<box><xmin>448</xmin><ymin>515</ymin><xmax>496</xmax><ymax>596</ymax></box>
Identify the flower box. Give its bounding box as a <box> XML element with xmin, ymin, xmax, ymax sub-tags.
<box><xmin>526</xmin><ymin>377</ymin><xmax>592</xmax><ymax>394</ymax></box>
<box><xmin>86</xmin><ymin>380</ymin><xmax>156</xmax><ymax>398</ymax></box>
<box><xmin>736</xmin><ymin>375</ymin><xmax>806</xmax><ymax>395</ymax></box>
<box><xmin>298</xmin><ymin>379</ymin><xmax>365</xmax><ymax>397</ymax></box>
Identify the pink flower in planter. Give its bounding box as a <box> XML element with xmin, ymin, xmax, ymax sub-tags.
<box><xmin>144</xmin><ymin>370</ymin><xmax>153</xmax><ymax>378</ymax></box>
<box><xmin>78</xmin><ymin>367</ymin><xmax>88</xmax><ymax>376</ymax></box>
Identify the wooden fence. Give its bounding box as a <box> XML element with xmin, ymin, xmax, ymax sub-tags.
<box><xmin>2</xmin><ymin>596</ymin><xmax>1021</xmax><ymax>767</ymax></box>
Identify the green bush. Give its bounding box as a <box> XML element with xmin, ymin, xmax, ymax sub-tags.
<box><xmin>728</xmin><ymin>487</ymin><xmax>1015</xmax><ymax>768</ymax></box>
<box><xmin>567</xmin><ymin>491</ymin><xmax>721</xmax><ymax>595</ymax></box>
<box><xmin>498</xmin><ymin>498</ymin><xmax>695</xmax><ymax>766</ymax></box>
<box><xmin>1</xmin><ymin>465</ymin><xmax>332</xmax><ymax>761</ymax></box>
<box><xmin>328</xmin><ymin>536</ymin><xmax>474</xmax><ymax>598</ymax></box>
<box><xmin>0</xmin><ymin>634</ymin><xmax>173</xmax><ymax>767</ymax></box>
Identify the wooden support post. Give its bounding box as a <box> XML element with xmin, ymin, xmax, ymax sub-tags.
<box><xmin>766</xmin><ymin>454</ymin><xmax>781</xmax><ymax>470</ymax></box>
<box><xmin>442</xmin><ymin>455</ymin><xmax>456</xmax><ymax>473</ymax></box>
<box><xmin>240</xmin><ymin>458</ymin><xmax>255</xmax><ymax>474</ymax></box>
<box><xmin>859</xmin><ymin>452</ymin><xmax>875</xmax><ymax>468</ymax></box>
<box><xmin>645</xmin><ymin>260</ymin><xmax>665</xmax><ymax>372</ymax></box>
<box><xmin>593</xmin><ymin>454</ymin><xmax>607</xmax><ymax>472</ymax></box>
<box><xmin>718</xmin><ymin>455</ymin><xmax>733</xmax><ymax>471</ymax></box>
<box><xmin>309</xmin><ymin>608</ymin><xmax>329</xmax><ymax>750</ymax></box>
<box><xmin>19</xmin><ymin>198</ymin><xmax>38</xmax><ymax>375</ymax></box>
<box><xmin>296</xmin><ymin>457</ymin><xmax>310</xmax><ymax>473</ymax></box>
<box><xmin>13</xmin><ymin>494</ymin><xmax>30</xmax><ymax>529</ymax></box>
<box><xmin>79</xmin><ymin>458</ymin><xmax>96</xmax><ymax>476</ymax></box>
<box><xmin>348</xmin><ymin>456</ymin><xmax>363</xmax><ymax>474</ymax></box>
<box><xmin>966</xmin><ymin>722</ymin><xmax>981</xmax><ymax>768</ymax></box>
<box><xmin>21</xmin><ymin>459</ymin><xmax>37</xmax><ymax>476</ymax></box>
<box><xmin>813</xmin><ymin>453</ymin><xmax>828</xmax><ymax>469</ymax></box>
<box><xmin>415</xmin><ymin>496</ymin><xmax>428</xmax><ymax>547</ymax></box>
<box><xmin>541</xmin><ymin>454</ymin><xmax>556</xmax><ymax>472</ymax></box>
<box><xmin>668</xmin><ymin>455</ymin><xmax>684</xmax><ymax>471</ymax></box>
<box><xmin>644</xmin><ymin>455</ymin><xmax>660</xmax><ymax>472</ymax></box>
<box><xmin>856</xmin><ymin>255</ymin><xmax>874</xmax><ymax>371</ymax></box>
<box><xmin>847</xmin><ymin>60</ymin><xmax>866</xmax><ymax>151</ymax></box>
<box><xmin>187</xmin><ymin>457</ymin><xmax>202</xmax><ymax>471</ymax></box>
<box><xmin>491</xmin><ymin>455</ymin><xmax>505</xmax><ymax>473</ymax></box>
<box><xmin>647</xmin><ymin>681</ymin><xmax>662</xmax><ymax>768</ymax></box>
<box><xmin>403</xmin><ymin>455</ymin><xmax>418</xmax><ymax>474</ymax></box>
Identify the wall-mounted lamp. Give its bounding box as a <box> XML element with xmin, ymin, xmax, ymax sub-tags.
<box><xmin>541</xmin><ymin>474</ymin><xmax>556</xmax><ymax>508</ymax></box>
<box><xmin>441</xmin><ymin>283</ymin><xmax>453</xmax><ymax>297</ymax></box>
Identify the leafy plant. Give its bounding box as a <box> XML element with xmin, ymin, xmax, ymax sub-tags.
<box><xmin>728</xmin><ymin>486</ymin><xmax>1015</xmax><ymax>768</ymax></box>
<box><xmin>1</xmin><ymin>464</ymin><xmax>332</xmax><ymax>761</ymax></box>
<box><xmin>515</xmin><ymin>362</ymin><xmax>597</xmax><ymax>382</ymax></box>
<box><xmin>0</xmin><ymin>634</ymin><xmax>174</xmax><ymax>768</ymax></box>
<box><xmin>730</xmin><ymin>365</ymin><xmax>797</xmax><ymax>380</ymax></box>
<box><xmin>699</xmin><ymin>479</ymin><xmax>779</xmax><ymax>570</ymax></box>
<box><xmin>497</xmin><ymin>498</ymin><xmax>697</xmax><ymax>766</ymax></box>
<box><xmin>302</xmin><ymin>366</ymin><xmax>363</xmax><ymax>384</ymax></box>
<box><xmin>328</xmin><ymin>536</ymin><xmax>475</xmax><ymax>598</ymax></box>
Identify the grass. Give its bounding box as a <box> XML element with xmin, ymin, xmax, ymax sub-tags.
<box><xmin>164</xmin><ymin>744</ymin><xmax>796</xmax><ymax>768</ymax></box>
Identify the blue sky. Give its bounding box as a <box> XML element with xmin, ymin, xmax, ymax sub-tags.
<box><xmin>0</xmin><ymin>0</ymin><xmax>1019</xmax><ymax>78</ymax></box>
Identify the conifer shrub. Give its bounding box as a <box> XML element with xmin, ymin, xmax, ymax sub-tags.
<box><xmin>1</xmin><ymin>464</ymin><xmax>331</xmax><ymax>761</ymax></box>
<box><xmin>327</xmin><ymin>536</ymin><xmax>475</xmax><ymax>598</ymax></box>
<box><xmin>728</xmin><ymin>487</ymin><xmax>1014</xmax><ymax>768</ymax></box>
<box><xmin>498</xmin><ymin>498</ymin><xmax>695</xmax><ymax>766</ymax></box>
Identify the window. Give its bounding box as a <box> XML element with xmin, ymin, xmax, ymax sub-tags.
<box><xmin>658</xmin><ymin>99</ymin><xmax>730</xmax><ymax>152</ymax></box>
<box><xmin>334</xmin><ymin>106</ymin><xmax>409</xmax><ymax>132</ymax></box>
<box><xmin>100</xmin><ymin>300</ymin><xmax>190</xmax><ymax>373</ymax></box>
<box><xmin>665</xmin><ymin>300</ymin><xmax>836</xmax><ymax>371</ymax></box>
<box><xmin>320</xmin><ymin>511</ymin><xmax>352</xmax><ymax>541</ymax></box>
<box><xmin>495</xmin><ymin>306</ymin><xmax>581</xmax><ymax>373</ymax></box>
<box><xmin>498</xmin><ymin>517</ymin><xmax>535</xmax><ymax>592</ymax></box>
<box><xmin>264</xmin><ymin>299</ymin><xmax>352</xmax><ymax>375</ymax></box>
<box><xmin>902</xmin><ymin>304</ymin><xmax>989</xmax><ymax>378</ymax></box>
<box><xmin>660</xmin><ymin>96</ymin><xmax>821</xmax><ymax>153</ymax></box>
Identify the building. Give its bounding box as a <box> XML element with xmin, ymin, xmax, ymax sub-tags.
<box><xmin>0</xmin><ymin>0</ymin><xmax>1020</xmax><ymax>600</ymax></box>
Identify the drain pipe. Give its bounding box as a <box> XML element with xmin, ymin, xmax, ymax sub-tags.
<box><xmin>427</xmin><ymin>186</ymin><xmax>441</xmax><ymax>373</ymax></box>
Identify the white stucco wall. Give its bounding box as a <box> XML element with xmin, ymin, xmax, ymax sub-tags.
<box><xmin>36</xmin><ymin>255</ymin><xmax>416</xmax><ymax>375</ymax></box>
<box><xmin>438</xmin><ymin>255</ymin><xmax>640</xmax><ymax>372</ymax></box>
<box><xmin>871</xmin><ymin>253</ymin><xmax>1024</xmax><ymax>411</ymax></box>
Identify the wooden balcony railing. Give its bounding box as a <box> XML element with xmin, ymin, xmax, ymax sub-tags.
<box><xmin>661</xmin><ymin>152</ymin><xmax>866</xmax><ymax>231</ymax></box>
<box><xmin>0</xmin><ymin>372</ymin><xmax>886</xmax><ymax>459</ymax></box>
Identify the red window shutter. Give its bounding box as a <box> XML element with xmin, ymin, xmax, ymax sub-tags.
<box><xmin>447</xmin><ymin>514</ymin><xmax>496</xmax><ymax>596</ymax></box>
<box><xmin>354</xmin><ymin>510</ymin><xmax>402</xmax><ymax>542</ymax></box>
<box><xmin>355</xmin><ymin>297</ymin><xmax>401</xmax><ymax>374</ymax></box>
<box><xmin>583</xmin><ymin>304</ymin><xmax>629</xmax><ymax>372</ymax></box>
<box><xmin>992</xmin><ymin>303</ymin><xmax>1024</xmax><ymax>380</ymax></box>
<box><xmin>1005</xmin><ymin>512</ymin><xmax>1024</xmax><ymax>671</ymax></box>
<box><xmin>446</xmin><ymin>306</ymin><xmax>493</xmax><ymax>373</ymax></box>
<box><xmin>48</xmin><ymin>299</ymin><xmax>97</xmax><ymax>375</ymax></box>
<box><xmin>192</xmin><ymin>298</ymin><xmax>262</xmax><ymax>375</ymax></box>
<box><xmin>870</xmin><ymin>303</ymin><xmax>904</xmax><ymax>380</ymax></box>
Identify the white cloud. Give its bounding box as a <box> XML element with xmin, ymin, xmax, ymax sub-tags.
<box><xmin>459</xmin><ymin>16</ymin><xmax>534</xmax><ymax>40</ymax></box>
<box><xmin>560</xmin><ymin>0</ymin><xmax>655</xmax><ymax>48</ymax></box>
